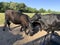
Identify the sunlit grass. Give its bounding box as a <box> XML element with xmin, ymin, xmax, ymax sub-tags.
<box><xmin>0</xmin><ymin>13</ymin><xmax>5</xmax><ymax>24</ymax></box>
<box><xmin>24</xmin><ymin>13</ymin><xmax>35</xmax><ymax>18</ymax></box>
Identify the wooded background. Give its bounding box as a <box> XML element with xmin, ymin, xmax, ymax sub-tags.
<box><xmin>0</xmin><ymin>2</ymin><xmax>60</xmax><ymax>13</ymax></box>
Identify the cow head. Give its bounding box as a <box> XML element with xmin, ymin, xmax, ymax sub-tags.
<box><xmin>27</xmin><ymin>22</ymin><xmax>42</xmax><ymax>36</ymax></box>
<box><xmin>26</xmin><ymin>13</ymin><xmax>42</xmax><ymax>36</ymax></box>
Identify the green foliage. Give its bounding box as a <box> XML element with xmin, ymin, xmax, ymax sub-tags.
<box><xmin>9</xmin><ymin>2</ymin><xmax>17</xmax><ymax>10</ymax></box>
<box><xmin>39</xmin><ymin>8</ymin><xmax>46</xmax><ymax>13</ymax></box>
<box><xmin>0</xmin><ymin>2</ymin><xmax>26</xmax><ymax>12</ymax></box>
<box><xmin>16</xmin><ymin>3</ymin><xmax>26</xmax><ymax>11</ymax></box>
<box><xmin>47</xmin><ymin>9</ymin><xmax>52</xmax><ymax>13</ymax></box>
<box><xmin>0</xmin><ymin>2</ymin><xmax>60</xmax><ymax>13</ymax></box>
<box><xmin>0</xmin><ymin>13</ymin><xmax>5</xmax><ymax>24</ymax></box>
<box><xmin>25</xmin><ymin>7</ymin><xmax>38</xmax><ymax>13</ymax></box>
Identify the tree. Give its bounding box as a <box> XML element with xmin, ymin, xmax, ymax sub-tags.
<box><xmin>8</xmin><ymin>2</ymin><xmax>17</xmax><ymax>10</ymax></box>
<box><xmin>25</xmin><ymin>7</ymin><xmax>38</xmax><ymax>13</ymax></box>
<box><xmin>0</xmin><ymin>2</ymin><xmax>9</xmax><ymax>12</ymax></box>
<box><xmin>16</xmin><ymin>3</ymin><xmax>26</xmax><ymax>11</ymax></box>
<box><xmin>47</xmin><ymin>9</ymin><xmax>52</xmax><ymax>13</ymax></box>
<box><xmin>39</xmin><ymin>8</ymin><xmax>46</xmax><ymax>13</ymax></box>
<box><xmin>0</xmin><ymin>2</ymin><xmax>26</xmax><ymax>12</ymax></box>
<box><xmin>1</xmin><ymin>2</ymin><xmax>59</xmax><ymax>13</ymax></box>
<box><xmin>0</xmin><ymin>2</ymin><xmax>3</xmax><ymax>12</ymax></box>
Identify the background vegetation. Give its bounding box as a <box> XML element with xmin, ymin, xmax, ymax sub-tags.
<box><xmin>0</xmin><ymin>13</ymin><xmax>5</xmax><ymax>24</ymax></box>
<box><xmin>0</xmin><ymin>2</ymin><xmax>60</xmax><ymax>24</ymax></box>
<box><xmin>0</xmin><ymin>2</ymin><xmax>60</xmax><ymax>13</ymax></box>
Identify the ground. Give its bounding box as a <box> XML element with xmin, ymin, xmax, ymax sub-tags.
<box><xmin>0</xmin><ymin>24</ymin><xmax>60</xmax><ymax>45</ymax></box>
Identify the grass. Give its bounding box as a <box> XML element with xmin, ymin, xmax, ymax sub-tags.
<box><xmin>0</xmin><ymin>13</ymin><xmax>5</xmax><ymax>24</ymax></box>
<box><xmin>24</xmin><ymin>13</ymin><xmax>35</xmax><ymax>18</ymax></box>
<box><xmin>0</xmin><ymin>13</ymin><xmax>35</xmax><ymax>24</ymax></box>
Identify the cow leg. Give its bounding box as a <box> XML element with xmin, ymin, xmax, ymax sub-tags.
<box><xmin>22</xmin><ymin>26</ymin><xmax>27</xmax><ymax>34</ymax></box>
<box><xmin>20</xmin><ymin>26</ymin><xmax>28</xmax><ymax>35</ymax></box>
<box><xmin>7</xmin><ymin>21</ymin><xmax>11</xmax><ymax>31</ymax></box>
<box><xmin>20</xmin><ymin>26</ymin><xmax>26</xmax><ymax>32</ymax></box>
<box><xmin>3</xmin><ymin>20</ymin><xmax>7</xmax><ymax>31</ymax></box>
<box><xmin>20</xmin><ymin>26</ymin><xmax>23</xmax><ymax>32</ymax></box>
<box><xmin>26</xmin><ymin>23</ymin><xmax>33</xmax><ymax>36</ymax></box>
<box><xmin>24</xmin><ymin>26</ymin><xmax>28</xmax><ymax>34</ymax></box>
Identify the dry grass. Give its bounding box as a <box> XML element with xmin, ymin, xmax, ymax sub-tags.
<box><xmin>0</xmin><ymin>13</ymin><xmax>5</xmax><ymax>24</ymax></box>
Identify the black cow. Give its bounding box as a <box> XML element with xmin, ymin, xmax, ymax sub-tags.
<box><xmin>28</xmin><ymin>13</ymin><xmax>42</xmax><ymax>36</ymax></box>
<box><xmin>29</xmin><ymin>13</ymin><xmax>60</xmax><ymax>36</ymax></box>
<box><xmin>39</xmin><ymin>14</ymin><xmax>60</xmax><ymax>32</ymax></box>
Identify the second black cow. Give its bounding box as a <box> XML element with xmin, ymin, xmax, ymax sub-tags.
<box><xmin>29</xmin><ymin>13</ymin><xmax>60</xmax><ymax>36</ymax></box>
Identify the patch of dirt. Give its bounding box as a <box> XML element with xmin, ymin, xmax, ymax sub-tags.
<box><xmin>0</xmin><ymin>24</ymin><xmax>60</xmax><ymax>45</ymax></box>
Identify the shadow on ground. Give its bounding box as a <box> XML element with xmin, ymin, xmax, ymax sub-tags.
<box><xmin>0</xmin><ymin>25</ymin><xmax>60</xmax><ymax>45</ymax></box>
<box><xmin>0</xmin><ymin>26</ymin><xmax>24</xmax><ymax>45</ymax></box>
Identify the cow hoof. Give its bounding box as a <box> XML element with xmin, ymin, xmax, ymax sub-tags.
<box><xmin>3</xmin><ymin>29</ymin><xmax>5</xmax><ymax>31</ymax></box>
